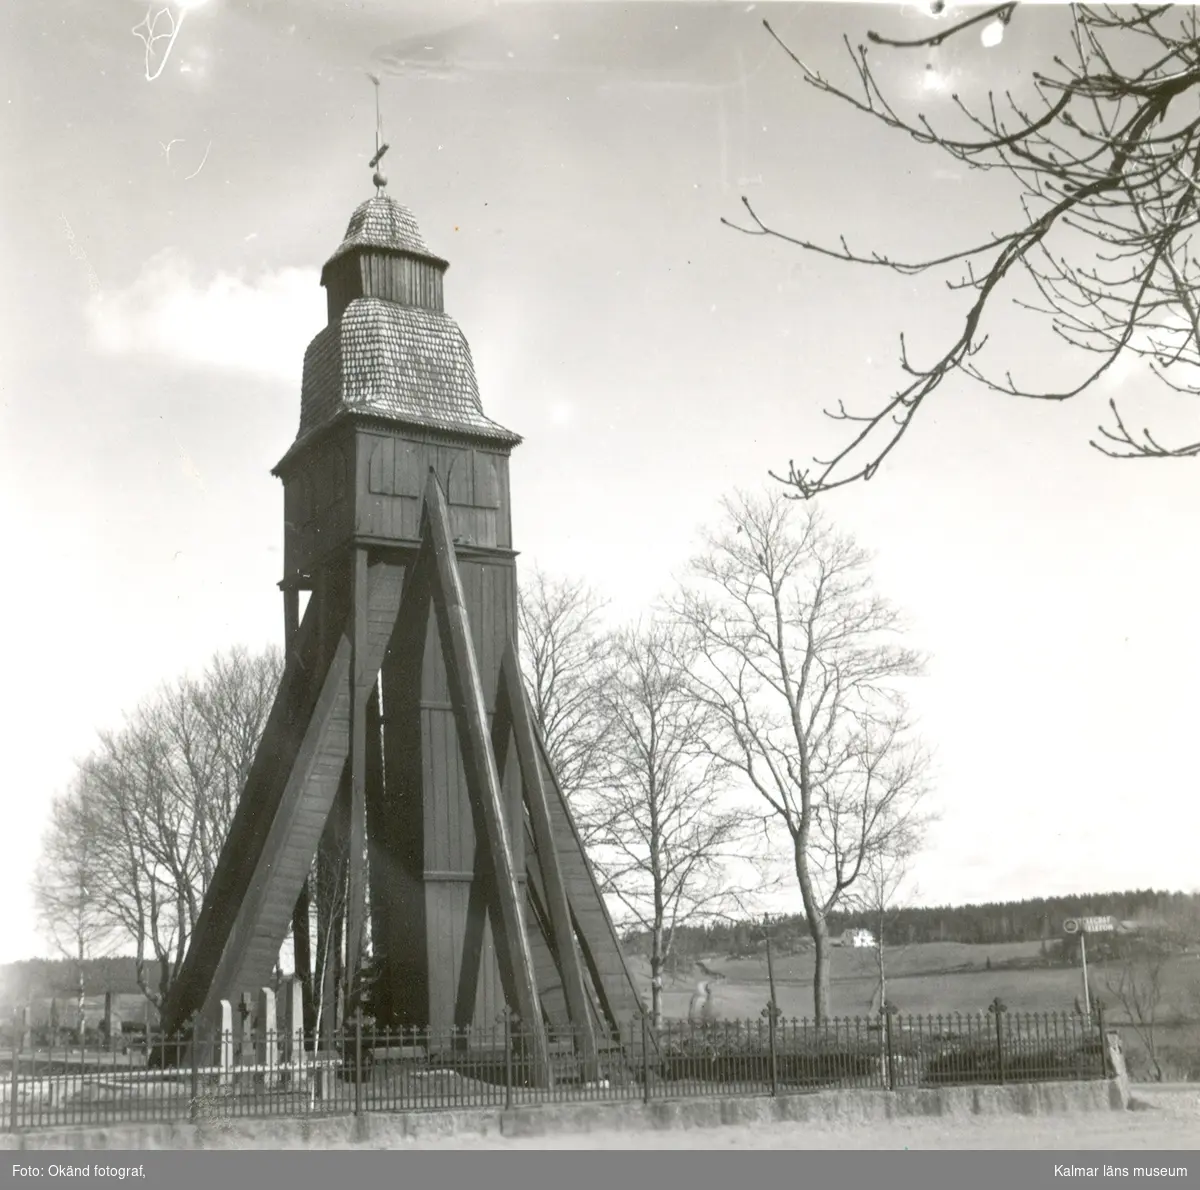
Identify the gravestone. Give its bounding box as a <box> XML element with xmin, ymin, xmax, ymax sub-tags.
<box><xmin>238</xmin><ymin>991</ymin><xmax>255</xmax><ymax>1065</ymax></box>
<box><xmin>281</xmin><ymin>977</ymin><xmax>304</xmax><ymax>1064</ymax></box>
<box><xmin>217</xmin><ymin>999</ymin><xmax>233</xmax><ymax>1086</ymax></box>
<box><xmin>257</xmin><ymin>986</ymin><xmax>277</xmax><ymax>1085</ymax></box>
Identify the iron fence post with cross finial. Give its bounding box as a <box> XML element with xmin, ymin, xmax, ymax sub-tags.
<box><xmin>354</xmin><ymin>1006</ymin><xmax>363</xmax><ymax>1116</ymax></box>
<box><xmin>189</xmin><ymin>1012</ymin><xmax>200</xmax><ymax>1121</ymax></box>
<box><xmin>988</xmin><ymin>997</ymin><xmax>1007</xmax><ymax>1083</ymax></box>
<box><xmin>9</xmin><ymin>1008</ymin><xmax>18</xmax><ymax>1133</ymax></box>
<box><xmin>880</xmin><ymin>1001</ymin><xmax>898</xmax><ymax>1091</ymax></box>
<box><xmin>499</xmin><ymin>1007</ymin><xmax>513</xmax><ymax>1111</ymax></box>
<box><xmin>762</xmin><ymin>914</ymin><xmax>779</xmax><ymax>1095</ymax></box>
<box><xmin>641</xmin><ymin>1011</ymin><xmax>652</xmax><ymax>1104</ymax></box>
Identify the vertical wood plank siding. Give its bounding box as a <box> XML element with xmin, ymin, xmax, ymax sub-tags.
<box><xmin>327</xmin><ymin>251</ymin><xmax>445</xmax><ymax>321</ymax></box>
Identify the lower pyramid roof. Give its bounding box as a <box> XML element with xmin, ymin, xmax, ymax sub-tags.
<box><xmin>298</xmin><ymin>298</ymin><xmax>521</xmax><ymax>445</ymax></box>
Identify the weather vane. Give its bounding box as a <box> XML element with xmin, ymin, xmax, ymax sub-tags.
<box><xmin>367</xmin><ymin>72</ymin><xmax>389</xmax><ymax>192</ymax></box>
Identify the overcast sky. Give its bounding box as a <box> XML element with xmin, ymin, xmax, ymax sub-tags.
<box><xmin>1</xmin><ymin>0</ymin><xmax>1196</xmax><ymax>966</ymax></box>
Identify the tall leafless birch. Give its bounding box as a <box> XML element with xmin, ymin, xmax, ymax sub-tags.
<box><xmin>675</xmin><ymin>490</ymin><xmax>931</xmax><ymax>1022</ymax></box>
<box><xmin>587</xmin><ymin>618</ymin><xmax>764</xmax><ymax>1026</ymax></box>
<box><xmin>518</xmin><ymin>566</ymin><xmax>617</xmax><ymax>846</ymax></box>
<box><xmin>33</xmin><ymin>786</ymin><xmax>113</xmax><ymax>1039</ymax></box>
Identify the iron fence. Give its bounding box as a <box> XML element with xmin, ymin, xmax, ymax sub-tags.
<box><xmin>1</xmin><ymin>1006</ymin><xmax>1108</xmax><ymax>1133</ymax></box>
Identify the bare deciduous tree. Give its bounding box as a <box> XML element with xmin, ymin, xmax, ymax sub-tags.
<box><xmin>35</xmin><ymin>646</ymin><xmax>283</xmax><ymax>1009</ymax></box>
<box><xmin>587</xmin><ymin>618</ymin><xmax>765</xmax><ymax>1027</ymax></box>
<box><xmin>518</xmin><ymin>566</ymin><xmax>616</xmax><ymax>845</ymax></box>
<box><xmin>1104</xmin><ymin>933</ymin><xmax>1172</xmax><ymax>1082</ymax></box>
<box><xmin>731</xmin><ymin>6</ymin><xmax>1200</xmax><ymax>496</ymax></box>
<box><xmin>189</xmin><ymin>648</ymin><xmax>281</xmax><ymax>887</ymax></box>
<box><xmin>33</xmin><ymin>786</ymin><xmax>113</xmax><ymax>1040</ymax></box>
<box><xmin>850</xmin><ymin>849</ymin><xmax>918</xmax><ymax>1016</ymax></box>
<box><xmin>1103</xmin><ymin>908</ymin><xmax>1198</xmax><ymax>1082</ymax></box>
<box><xmin>311</xmin><ymin>840</ymin><xmax>348</xmax><ymax>1043</ymax></box>
<box><xmin>676</xmin><ymin>490</ymin><xmax>931</xmax><ymax>1022</ymax></box>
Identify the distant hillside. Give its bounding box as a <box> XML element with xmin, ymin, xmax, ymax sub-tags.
<box><xmin>0</xmin><ymin>957</ymin><xmax>159</xmax><ymax>1008</ymax></box>
<box><xmin>6</xmin><ymin>888</ymin><xmax>1197</xmax><ymax>1007</ymax></box>
<box><xmin>622</xmin><ymin>888</ymin><xmax>1200</xmax><ymax>958</ymax></box>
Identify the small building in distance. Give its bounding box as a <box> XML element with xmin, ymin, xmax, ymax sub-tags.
<box><xmin>833</xmin><ymin>928</ymin><xmax>876</xmax><ymax>949</ymax></box>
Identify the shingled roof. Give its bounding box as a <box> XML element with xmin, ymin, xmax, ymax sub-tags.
<box><xmin>321</xmin><ymin>194</ymin><xmax>447</xmax><ymax>279</ymax></box>
<box><xmin>298</xmin><ymin>298</ymin><xmax>521</xmax><ymax>445</ymax></box>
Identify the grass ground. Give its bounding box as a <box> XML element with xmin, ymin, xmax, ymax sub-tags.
<box><xmin>629</xmin><ymin>942</ymin><xmax>1200</xmax><ymax>1018</ymax></box>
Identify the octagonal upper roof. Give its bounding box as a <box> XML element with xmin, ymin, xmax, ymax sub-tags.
<box><xmin>321</xmin><ymin>193</ymin><xmax>447</xmax><ymax>282</ymax></box>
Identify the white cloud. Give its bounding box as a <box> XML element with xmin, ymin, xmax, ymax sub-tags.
<box><xmin>86</xmin><ymin>250</ymin><xmax>323</xmax><ymax>383</ymax></box>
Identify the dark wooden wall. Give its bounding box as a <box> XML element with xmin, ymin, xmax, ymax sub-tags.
<box><xmin>357</xmin><ymin>432</ymin><xmax>511</xmax><ymax>550</ymax></box>
<box><xmin>366</xmin><ymin>552</ymin><xmax>522</xmax><ymax>1031</ymax></box>
<box><xmin>273</xmin><ymin>424</ymin><xmax>518</xmax><ymax>1031</ymax></box>
<box><xmin>282</xmin><ymin>427</ymin><xmax>513</xmax><ymax>584</ymax></box>
<box><xmin>416</xmin><ymin>554</ymin><xmax>521</xmax><ymax>1032</ymax></box>
<box><xmin>281</xmin><ymin>433</ymin><xmax>355</xmax><ymax>581</ymax></box>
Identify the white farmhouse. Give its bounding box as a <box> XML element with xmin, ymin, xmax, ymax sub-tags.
<box><xmin>833</xmin><ymin>928</ymin><xmax>876</xmax><ymax>948</ymax></box>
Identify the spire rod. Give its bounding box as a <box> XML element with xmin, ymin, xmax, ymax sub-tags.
<box><xmin>366</xmin><ymin>72</ymin><xmax>389</xmax><ymax>192</ymax></box>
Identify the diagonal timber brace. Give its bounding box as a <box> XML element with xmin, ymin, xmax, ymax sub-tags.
<box><xmin>422</xmin><ymin>470</ymin><xmax>550</xmax><ymax>1079</ymax></box>
<box><xmin>498</xmin><ymin>640</ymin><xmax>599</xmax><ymax>1078</ymax></box>
<box><xmin>202</xmin><ymin>561</ymin><xmax>406</xmax><ymax>1022</ymax></box>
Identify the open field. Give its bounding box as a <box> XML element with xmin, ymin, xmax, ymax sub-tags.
<box><xmin>627</xmin><ymin>941</ymin><xmax>1200</xmax><ymax>1020</ymax></box>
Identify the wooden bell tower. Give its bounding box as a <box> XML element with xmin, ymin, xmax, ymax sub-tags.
<box><xmin>159</xmin><ymin>143</ymin><xmax>643</xmax><ymax>1070</ymax></box>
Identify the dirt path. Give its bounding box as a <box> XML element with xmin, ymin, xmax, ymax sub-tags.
<box><xmin>398</xmin><ymin>1087</ymin><xmax>1200</xmax><ymax>1150</ymax></box>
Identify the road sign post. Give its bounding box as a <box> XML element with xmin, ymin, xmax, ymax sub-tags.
<box><xmin>1064</xmin><ymin>916</ymin><xmax>1114</xmax><ymax>1018</ymax></box>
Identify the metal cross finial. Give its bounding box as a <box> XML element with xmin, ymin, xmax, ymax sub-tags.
<box><xmin>366</xmin><ymin>72</ymin><xmax>390</xmax><ymax>192</ymax></box>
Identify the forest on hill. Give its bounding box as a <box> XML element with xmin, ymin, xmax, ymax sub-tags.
<box><xmin>622</xmin><ymin>888</ymin><xmax>1200</xmax><ymax>960</ymax></box>
<box><xmin>0</xmin><ymin>955</ymin><xmax>153</xmax><ymax>1005</ymax></box>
